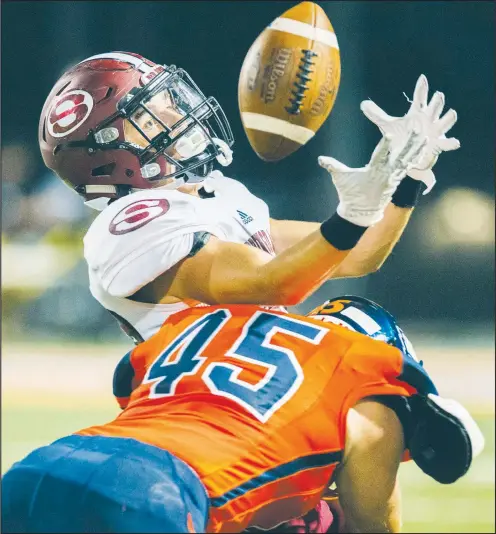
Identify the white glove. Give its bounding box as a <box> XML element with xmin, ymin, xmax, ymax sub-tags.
<box><xmin>319</xmin><ymin>130</ymin><xmax>427</xmax><ymax>227</ymax></box>
<box><xmin>360</xmin><ymin>74</ymin><xmax>460</xmax><ymax>195</ymax></box>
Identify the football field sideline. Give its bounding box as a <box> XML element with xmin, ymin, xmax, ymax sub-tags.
<box><xmin>3</xmin><ymin>341</ymin><xmax>494</xmax><ymax>411</ymax></box>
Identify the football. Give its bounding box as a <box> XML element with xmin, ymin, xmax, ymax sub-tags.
<box><xmin>238</xmin><ymin>1</ymin><xmax>341</xmax><ymax>162</ymax></box>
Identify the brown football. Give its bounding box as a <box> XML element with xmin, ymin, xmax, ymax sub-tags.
<box><xmin>238</xmin><ymin>1</ymin><xmax>341</xmax><ymax>162</ymax></box>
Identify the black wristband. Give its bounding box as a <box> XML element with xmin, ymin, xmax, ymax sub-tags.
<box><xmin>391</xmin><ymin>177</ymin><xmax>425</xmax><ymax>208</ymax></box>
<box><xmin>320</xmin><ymin>213</ymin><xmax>367</xmax><ymax>250</ymax></box>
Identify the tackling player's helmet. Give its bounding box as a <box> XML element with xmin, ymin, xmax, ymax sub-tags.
<box><xmin>308</xmin><ymin>296</ymin><xmax>485</xmax><ymax>484</ymax></box>
<box><xmin>39</xmin><ymin>51</ymin><xmax>234</xmax><ymax>210</ymax></box>
<box><xmin>308</xmin><ymin>295</ymin><xmax>421</xmax><ymax>363</ymax></box>
<box><xmin>307</xmin><ymin>295</ymin><xmax>438</xmax><ymax>395</ymax></box>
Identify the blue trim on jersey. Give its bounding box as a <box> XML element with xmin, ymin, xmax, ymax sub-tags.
<box><xmin>210</xmin><ymin>450</ymin><xmax>342</xmax><ymax>508</ymax></box>
<box><xmin>112</xmin><ymin>351</ymin><xmax>135</xmax><ymax>398</ymax></box>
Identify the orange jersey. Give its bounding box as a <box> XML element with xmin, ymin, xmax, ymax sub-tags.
<box><xmin>78</xmin><ymin>305</ymin><xmax>418</xmax><ymax>532</ymax></box>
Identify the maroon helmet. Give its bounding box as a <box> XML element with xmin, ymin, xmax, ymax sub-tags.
<box><xmin>39</xmin><ymin>51</ymin><xmax>234</xmax><ymax>209</ymax></box>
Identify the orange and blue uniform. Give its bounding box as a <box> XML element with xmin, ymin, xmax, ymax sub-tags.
<box><xmin>2</xmin><ymin>304</ymin><xmax>436</xmax><ymax>533</ymax></box>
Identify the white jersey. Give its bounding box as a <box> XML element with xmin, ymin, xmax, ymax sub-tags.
<box><xmin>84</xmin><ymin>173</ymin><xmax>276</xmax><ymax>342</ymax></box>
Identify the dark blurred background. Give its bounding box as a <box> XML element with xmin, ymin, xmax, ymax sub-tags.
<box><xmin>2</xmin><ymin>1</ymin><xmax>494</xmax><ymax>341</ymax></box>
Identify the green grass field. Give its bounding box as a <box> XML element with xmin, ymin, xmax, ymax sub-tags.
<box><xmin>2</xmin><ymin>343</ymin><xmax>495</xmax><ymax>533</ymax></box>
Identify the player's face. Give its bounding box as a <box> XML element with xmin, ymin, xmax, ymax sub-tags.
<box><xmin>123</xmin><ymin>88</ymin><xmax>209</xmax><ymax>158</ymax></box>
<box><xmin>123</xmin><ymin>92</ymin><xmax>183</xmax><ymax>178</ymax></box>
<box><xmin>122</xmin><ymin>88</ymin><xmax>212</xmax><ymax>192</ymax></box>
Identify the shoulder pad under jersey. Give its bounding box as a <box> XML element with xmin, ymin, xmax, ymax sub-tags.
<box><xmin>84</xmin><ymin>189</ymin><xmax>226</xmax><ymax>298</ymax></box>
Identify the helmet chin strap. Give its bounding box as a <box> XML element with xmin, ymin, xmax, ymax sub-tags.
<box><xmin>151</xmin><ymin>137</ymin><xmax>232</xmax><ymax>191</ymax></box>
<box><xmin>212</xmin><ymin>138</ymin><xmax>233</xmax><ymax>167</ymax></box>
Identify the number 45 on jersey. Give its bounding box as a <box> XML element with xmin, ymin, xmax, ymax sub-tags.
<box><xmin>144</xmin><ymin>309</ymin><xmax>328</xmax><ymax>422</ymax></box>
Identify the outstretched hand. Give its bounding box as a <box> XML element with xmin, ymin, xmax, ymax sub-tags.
<box><xmin>318</xmin><ymin>130</ymin><xmax>427</xmax><ymax>226</ymax></box>
<box><xmin>361</xmin><ymin>74</ymin><xmax>460</xmax><ymax>194</ymax></box>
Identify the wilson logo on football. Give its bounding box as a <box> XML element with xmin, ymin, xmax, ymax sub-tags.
<box><xmin>47</xmin><ymin>90</ymin><xmax>94</xmax><ymax>138</ymax></box>
<box><xmin>109</xmin><ymin>199</ymin><xmax>170</xmax><ymax>235</ymax></box>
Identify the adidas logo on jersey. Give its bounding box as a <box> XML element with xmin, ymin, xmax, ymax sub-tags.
<box><xmin>236</xmin><ymin>210</ymin><xmax>253</xmax><ymax>224</ymax></box>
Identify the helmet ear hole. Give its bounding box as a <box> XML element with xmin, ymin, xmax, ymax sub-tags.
<box><xmin>55</xmin><ymin>81</ymin><xmax>71</xmax><ymax>97</ymax></box>
<box><xmin>91</xmin><ymin>163</ymin><xmax>116</xmax><ymax>177</ymax></box>
<box><xmin>103</xmin><ymin>87</ymin><xmax>113</xmax><ymax>101</ymax></box>
<box><xmin>93</xmin><ymin>86</ymin><xmax>114</xmax><ymax>105</ymax></box>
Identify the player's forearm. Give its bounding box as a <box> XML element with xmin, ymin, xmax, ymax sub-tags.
<box><xmin>257</xmin><ymin>224</ymin><xmax>354</xmax><ymax>305</ymax></box>
<box><xmin>176</xmin><ymin>215</ymin><xmax>367</xmax><ymax>306</ymax></box>
<box><xmin>271</xmin><ymin>204</ymin><xmax>413</xmax><ymax>279</ymax></box>
<box><xmin>270</xmin><ymin>218</ymin><xmax>321</xmax><ymax>254</ymax></box>
<box><xmin>330</xmin><ymin>204</ymin><xmax>414</xmax><ymax>279</ymax></box>
<box><xmin>206</xmin><ymin>227</ymin><xmax>352</xmax><ymax>305</ymax></box>
<box><xmin>337</xmin><ymin>402</ymin><xmax>404</xmax><ymax>534</ymax></box>
<box><xmin>341</xmin><ymin>479</ymin><xmax>402</xmax><ymax>534</ymax></box>
<box><xmin>345</xmin><ymin>516</ymin><xmax>400</xmax><ymax>533</ymax></box>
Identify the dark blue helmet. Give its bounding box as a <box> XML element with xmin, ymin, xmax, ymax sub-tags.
<box><xmin>307</xmin><ymin>295</ymin><xmax>486</xmax><ymax>485</ymax></box>
<box><xmin>307</xmin><ymin>295</ymin><xmax>438</xmax><ymax>396</ymax></box>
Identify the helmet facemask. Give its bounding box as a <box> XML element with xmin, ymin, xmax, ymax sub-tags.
<box><xmin>118</xmin><ymin>66</ymin><xmax>233</xmax><ymax>180</ymax></box>
<box><xmin>78</xmin><ymin>65</ymin><xmax>233</xmax><ymax>206</ymax></box>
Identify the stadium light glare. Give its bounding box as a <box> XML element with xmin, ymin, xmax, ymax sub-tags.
<box><xmin>419</xmin><ymin>187</ymin><xmax>495</xmax><ymax>248</ymax></box>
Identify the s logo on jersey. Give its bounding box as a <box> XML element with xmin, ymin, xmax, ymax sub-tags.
<box><xmin>47</xmin><ymin>90</ymin><xmax>94</xmax><ymax>138</ymax></box>
<box><xmin>109</xmin><ymin>199</ymin><xmax>170</xmax><ymax>235</ymax></box>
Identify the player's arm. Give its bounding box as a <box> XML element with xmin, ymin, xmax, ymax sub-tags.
<box><xmin>143</xmin><ymin>132</ymin><xmax>425</xmax><ymax>306</ymax></box>
<box><xmin>165</xmin><ymin>222</ymin><xmax>355</xmax><ymax>306</ymax></box>
<box><xmin>99</xmin><ymin>204</ymin><xmax>357</xmax><ymax>306</ymax></box>
<box><xmin>269</xmin><ymin>75</ymin><xmax>460</xmax><ymax>278</ymax></box>
<box><xmin>335</xmin><ymin>399</ymin><xmax>404</xmax><ymax>533</ymax></box>
<box><xmin>107</xmin><ymin>132</ymin><xmax>424</xmax><ymax>305</ymax></box>
<box><xmin>270</xmin><ymin>199</ymin><xmax>415</xmax><ymax>279</ymax></box>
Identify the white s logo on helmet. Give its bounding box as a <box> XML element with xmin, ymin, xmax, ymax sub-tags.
<box><xmin>47</xmin><ymin>90</ymin><xmax>94</xmax><ymax>138</ymax></box>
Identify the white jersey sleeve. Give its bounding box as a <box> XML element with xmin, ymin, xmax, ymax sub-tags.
<box><xmin>84</xmin><ymin>189</ymin><xmax>227</xmax><ymax>298</ymax></box>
